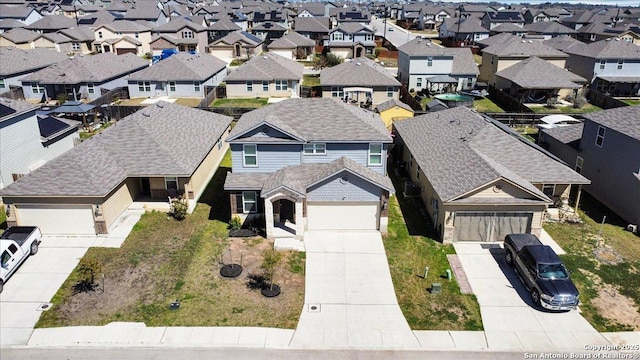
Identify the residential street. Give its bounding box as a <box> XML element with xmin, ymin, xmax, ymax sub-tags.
<box><xmin>370</xmin><ymin>18</ymin><xmax>417</xmax><ymax>48</ymax></box>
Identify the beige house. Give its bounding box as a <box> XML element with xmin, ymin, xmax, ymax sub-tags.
<box><xmin>1</xmin><ymin>102</ymin><xmax>233</xmax><ymax>236</ymax></box>
<box><xmin>393</xmin><ymin>107</ymin><xmax>589</xmax><ymax>243</ymax></box>
<box><xmin>208</xmin><ymin>30</ymin><xmax>263</xmax><ymax>64</ymax></box>
<box><xmin>225</xmin><ymin>52</ymin><xmax>303</xmax><ymax>99</ymax></box>
<box><xmin>479</xmin><ymin>39</ymin><xmax>569</xmax><ymax>83</ymax></box>
<box><xmin>0</xmin><ymin>28</ymin><xmax>40</xmax><ymax>49</ymax></box>
<box><xmin>93</xmin><ymin>20</ymin><xmax>153</xmax><ymax>55</ymax></box>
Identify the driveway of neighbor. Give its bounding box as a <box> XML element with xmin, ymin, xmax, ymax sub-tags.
<box><xmin>290</xmin><ymin>231</ymin><xmax>420</xmax><ymax>349</ymax></box>
<box><xmin>0</xmin><ymin>209</ymin><xmax>143</xmax><ymax>346</ymax></box>
<box><xmin>453</xmin><ymin>242</ymin><xmax>610</xmax><ymax>351</ymax></box>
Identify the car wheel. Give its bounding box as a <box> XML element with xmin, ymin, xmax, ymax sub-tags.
<box><xmin>531</xmin><ymin>289</ymin><xmax>541</xmax><ymax>307</ymax></box>
<box><xmin>505</xmin><ymin>251</ymin><xmax>514</xmax><ymax>266</ymax></box>
<box><xmin>30</xmin><ymin>242</ymin><xmax>39</xmax><ymax>255</ymax></box>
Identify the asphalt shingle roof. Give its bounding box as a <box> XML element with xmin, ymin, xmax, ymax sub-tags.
<box><xmin>0</xmin><ymin>4</ymin><xmax>36</xmax><ymax>19</ymax></box>
<box><xmin>228</xmin><ymin>98</ymin><xmax>391</xmax><ymax>143</ymax></box>
<box><xmin>581</xmin><ymin>106</ymin><xmax>640</xmax><ymax>141</ymax></box>
<box><xmin>0</xmin><ymin>27</ymin><xmax>40</xmax><ymax>43</ymax></box>
<box><xmin>398</xmin><ymin>38</ymin><xmax>479</xmax><ymax>75</ymax></box>
<box><xmin>564</xmin><ymin>38</ymin><xmax>640</xmax><ymax>59</ymax></box>
<box><xmin>267</xmin><ymin>31</ymin><xmax>314</xmax><ymax>49</ymax></box>
<box><xmin>542</xmin><ymin>35</ymin><xmax>583</xmax><ymax>52</ymax></box>
<box><xmin>482</xmin><ymin>39</ymin><xmax>569</xmax><ymax>58</ymax></box>
<box><xmin>541</xmin><ymin>123</ymin><xmax>584</xmax><ymax>145</ymax></box>
<box><xmin>211</xmin><ymin>30</ymin><xmax>263</xmax><ymax>47</ymax></box>
<box><xmin>225</xmin><ymin>52</ymin><xmax>303</xmax><ymax>81</ymax></box>
<box><xmin>129</xmin><ymin>53</ymin><xmax>226</xmax><ymax>81</ymax></box>
<box><xmin>525</xmin><ymin>21</ymin><xmax>577</xmax><ymax>34</ymax></box>
<box><xmin>394</xmin><ymin>107</ymin><xmax>588</xmax><ymax>202</ymax></box>
<box><xmin>376</xmin><ymin>98</ymin><xmax>414</xmax><ymax>113</ymax></box>
<box><xmin>21</xmin><ymin>52</ymin><xmax>148</xmax><ymax>84</ymax></box>
<box><xmin>0</xmin><ymin>97</ymin><xmax>38</xmax><ymax>122</ymax></box>
<box><xmin>495</xmin><ymin>56</ymin><xmax>586</xmax><ymax>89</ymax></box>
<box><xmin>153</xmin><ymin>18</ymin><xmax>207</xmax><ymax>32</ymax></box>
<box><xmin>0</xmin><ymin>47</ymin><xmax>68</xmax><ymax>76</ymax></box>
<box><xmin>293</xmin><ymin>16</ymin><xmax>330</xmax><ymax>33</ymax></box>
<box><xmin>25</xmin><ymin>15</ymin><xmax>76</xmax><ymax>31</ymax></box>
<box><xmin>1</xmin><ymin>102</ymin><xmax>233</xmax><ymax>197</ymax></box>
<box><xmin>208</xmin><ymin>17</ymin><xmax>241</xmax><ymax>31</ymax></box>
<box><xmin>97</xmin><ymin>19</ymin><xmax>152</xmax><ymax>32</ymax></box>
<box><xmin>331</xmin><ymin>22</ymin><xmax>373</xmax><ymax>35</ymax></box>
<box><xmin>320</xmin><ymin>57</ymin><xmax>400</xmax><ymax>87</ymax></box>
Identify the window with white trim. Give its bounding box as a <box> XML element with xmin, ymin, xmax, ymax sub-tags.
<box><xmin>599</xmin><ymin>59</ymin><xmax>606</xmax><ymax>70</ymax></box>
<box><xmin>134</xmin><ymin>32</ymin><xmax>139</xmax><ymax>38</ymax></box>
<box><xmin>386</xmin><ymin>86</ymin><xmax>393</xmax><ymax>98</ymax></box>
<box><xmin>416</xmin><ymin>77</ymin><xmax>422</xmax><ymax>88</ymax></box>
<box><xmin>365</xmin><ymin>33</ymin><xmax>373</xmax><ymax>41</ymax></box>
<box><xmin>87</xmin><ymin>83</ymin><xmax>94</xmax><ymax>94</ymax></box>
<box><xmin>595</xmin><ymin>126</ymin><xmax>605</xmax><ymax>147</ymax></box>
<box><xmin>303</xmin><ymin>143</ymin><xmax>326</xmax><ymax>155</ymax></box>
<box><xmin>262</xmin><ymin>81</ymin><xmax>268</xmax><ymax>92</ymax></box>
<box><xmin>333</xmin><ymin>32</ymin><xmax>343</xmax><ymax>41</ymax></box>
<box><xmin>427</xmin><ymin>56</ymin><xmax>433</xmax><ymax>66</ymax></box>
<box><xmin>617</xmin><ymin>59</ymin><xmax>624</xmax><ymax>70</ymax></box>
<box><xmin>138</xmin><ymin>81</ymin><xmax>150</xmax><ymax>92</ymax></box>
<box><xmin>275</xmin><ymin>80</ymin><xmax>287</xmax><ymax>91</ymax></box>
<box><xmin>169</xmin><ymin>81</ymin><xmax>176</xmax><ymax>92</ymax></box>
<box><xmin>575</xmin><ymin>156</ymin><xmax>583</xmax><ymax>174</ymax></box>
<box><xmin>242</xmin><ymin>191</ymin><xmax>257</xmax><ymax>213</ymax></box>
<box><xmin>368</xmin><ymin>143</ymin><xmax>383</xmax><ymax>166</ymax></box>
<box><xmin>72</xmin><ymin>42</ymin><xmax>80</xmax><ymax>50</ymax></box>
<box><xmin>0</xmin><ymin>79</ymin><xmax>5</xmax><ymax>89</ymax></box>
<box><xmin>243</xmin><ymin>144</ymin><xmax>257</xmax><ymax>167</ymax></box>
<box><xmin>331</xmin><ymin>86</ymin><xmax>343</xmax><ymax>98</ymax></box>
<box><xmin>31</xmin><ymin>83</ymin><xmax>44</xmax><ymax>94</ymax></box>
<box><xmin>193</xmin><ymin>82</ymin><xmax>200</xmax><ymax>92</ymax></box>
<box><xmin>246</xmin><ymin>81</ymin><xmax>253</xmax><ymax>91</ymax></box>
<box><xmin>98</xmin><ymin>31</ymin><xmax>103</xmax><ymax>39</ymax></box>
<box><xmin>182</xmin><ymin>30</ymin><xmax>194</xmax><ymax>39</ymax></box>
<box><xmin>542</xmin><ymin>184</ymin><xmax>555</xmax><ymax>197</ymax></box>
<box><xmin>165</xmin><ymin>177</ymin><xmax>178</xmax><ymax>190</ymax></box>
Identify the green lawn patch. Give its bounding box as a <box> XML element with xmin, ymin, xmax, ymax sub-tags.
<box><xmin>473</xmin><ymin>98</ymin><xmax>504</xmax><ymax>113</ymax></box>
<box><xmin>0</xmin><ymin>208</ymin><xmax>6</xmax><ymax>230</ymax></box>
<box><xmin>37</xmin><ymin>150</ymin><xmax>305</xmax><ymax>329</ymax></box>
<box><xmin>303</xmin><ymin>75</ymin><xmax>320</xmax><ymax>87</ymax></box>
<box><xmin>80</xmin><ymin>122</ymin><xmax>113</xmax><ymax>140</ymax></box>
<box><xmin>544</xmin><ymin>193</ymin><xmax>640</xmax><ymax>331</ymax></box>
<box><xmin>384</xmin><ymin>174</ymin><xmax>483</xmax><ymax>330</ymax></box>
<box><xmin>210</xmin><ymin>98</ymin><xmax>268</xmax><ymax>108</ymax></box>
<box><xmin>530</xmin><ymin>104</ymin><xmax>602</xmax><ymax>114</ymax></box>
<box><xmin>622</xmin><ymin>99</ymin><xmax>640</xmax><ymax>106</ymax></box>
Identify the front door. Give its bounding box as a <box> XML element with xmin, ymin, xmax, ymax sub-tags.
<box><xmin>355</xmin><ymin>46</ymin><xmax>363</xmax><ymax>58</ymax></box>
<box><xmin>280</xmin><ymin>200</ymin><xmax>295</xmax><ymax>223</ymax></box>
<box><xmin>140</xmin><ymin>178</ymin><xmax>151</xmax><ymax>196</ymax></box>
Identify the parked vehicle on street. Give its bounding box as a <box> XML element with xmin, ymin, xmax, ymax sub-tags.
<box><xmin>0</xmin><ymin>226</ymin><xmax>42</xmax><ymax>293</ymax></box>
<box><xmin>504</xmin><ymin>233</ymin><xmax>579</xmax><ymax>311</ymax></box>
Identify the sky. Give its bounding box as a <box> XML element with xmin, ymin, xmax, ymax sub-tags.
<box><xmin>435</xmin><ymin>0</ymin><xmax>639</xmax><ymax>6</ymax></box>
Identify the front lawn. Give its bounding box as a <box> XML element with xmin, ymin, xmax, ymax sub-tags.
<box><xmin>302</xmin><ymin>75</ymin><xmax>320</xmax><ymax>87</ymax></box>
<box><xmin>473</xmin><ymin>98</ymin><xmax>504</xmax><ymax>113</ymax></box>
<box><xmin>530</xmin><ymin>104</ymin><xmax>602</xmax><ymax>114</ymax></box>
<box><xmin>210</xmin><ymin>98</ymin><xmax>268</xmax><ymax>108</ymax></box>
<box><xmin>622</xmin><ymin>99</ymin><xmax>640</xmax><ymax>106</ymax></box>
<box><xmin>544</xmin><ymin>193</ymin><xmax>640</xmax><ymax>331</ymax></box>
<box><xmin>384</xmin><ymin>184</ymin><xmax>483</xmax><ymax>330</ymax></box>
<box><xmin>37</xmin><ymin>150</ymin><xmax>305</xmax><ymax>329</ymax></box>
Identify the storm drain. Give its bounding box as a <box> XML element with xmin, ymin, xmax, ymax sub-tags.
<box><xmin>308</xmin><ymin>304</ymin><xmax>321</xmax><ymax>313</ymax></box>
<box><xmin>37</xmin><ymin>303</ymin><xmax>52</xmax><ymax>311</ymax></box>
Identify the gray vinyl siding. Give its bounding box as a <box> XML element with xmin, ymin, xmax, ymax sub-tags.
<box><xmin>240</xmin><ymin>126</ymin><xmax>293</xmax><ymax>139</ymax></box>
<box><xmin>566</xmin><ymin>54</ymin><xmax>596</xmax><ymax>82</ymax></box>
<box><xmin>302</xmin><ymin>143</ymin><xmax>387</xmax><ymax>175</ymax></box>
<box><xmin>230</xmin><ymin>143</ymin><xmax>302</xmax><ymax>173</ymax></box>
<box><xmin>307</xmin><ymin>171</ymin><xmax>381</xmax><ymax>201</ymax></box>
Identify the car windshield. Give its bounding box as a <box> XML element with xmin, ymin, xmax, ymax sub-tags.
<box><xmin>538</xmin><ymin>263</ymin><xmax>569</xmax><ymax>279</ymax></box>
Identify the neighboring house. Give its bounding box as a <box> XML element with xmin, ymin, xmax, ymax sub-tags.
<box><xmin>325</xmin><ymin>22</ymin><xmax>375</xmax><ymax>59</ymax></box>
<box><xmin>223</xmin><ymin>98</ymin><xmax>394</xmax><ymax>239</ymax></box>
<box><xmin>0</xmin><ymin>47</ymin><xmax>68</xmax><ymax>90</ymax></box>
<box><xmin>481</xmin><ymin>11</ymin><xmax>525</xmax><ymax>31</ymax></box>
<box><xmin>122</xmin><ymin>4</ymin><xmax>169</xmax><ymax>27</ymax></box>
<box><xmin>1</xmin><ymin>102</ymin><xmax>233</xmax><ymax>235</ymax></box>
<box><xmin>0</xmin><ymin>97</ymin><xmax>79</xmax><ymax>191</ymax></box>
<box><xmin>332</xmin><ymin>8</ymin><xmax>371</xmax><ymax>27</ymax></box>
<box><xmin>539</xmin><ymin>106</ymin><xmax>640</xmax><ymax>226</ymax></box>
<box><xmin>0</xmin><ymin>4</ymin><xmax>43</xmax><ymax>25</ymax></box>
<box><xmin>208</xmin><ymin>30</ymin><xmax>263</xmax><ymax>63</ymax></box>
<box><xmin>151</xmin><ymin>18</ymin><xmax>209</xmax><ymax>54</ymax></box>
<box><xmin>0</xmin><ymin>18</ymin><xmax>24</xmax><ymax>33</ymax></box>
<box><xmin>54</xmin><ymin>26</ymin><xmax>95</xmax><ymax>54</ymax></box>
<box><xmin>93</xmin><ymin>20</ymin><xmax>153</xmax><ymax>55</ymax></box>
<box><xmin>24</xmin><ymin>15</ymin><xmax>76</xmax><ymax>34</ymax></box>
<box><xmin>207</xmin><ymin>17</ymin><xmax>241</xmax><ymax>42</ymax></box>
<box><xmin>225</xmin><ymin>52</ymin><xmax>303</xmax><ymax>99</ymax></box>
<box><xmin>251</xmin><ymin>21</ymin><xmax>287</xmax><ymax>45</ymax></box>
<box><xmin>425</xmin><ymin>98</ymin><xmax>449</xmax><ymax>112</ymax></box>
<box><xmin>376</xmin><ymin>98</ymin><xmax>414</xmax><ymax>130</ymax></box>
<box><xmin>20</xmin><ymin>52</ymin><xmax>148</xmax><ymax>102</ymax></box>
<box><xmin>542</xmin><ymin>34</ymin><xmax>584</xmax><ymax>52</ymax></box>
<box><xmin>393</xmin><ymin>106</ymin><xmax>589</xmax><ymax>243</ymax></box>
<box><xmin>296</xmin><ymin>3</ymin><xmax>325</xmax><ymax>17</ymax></box>
<box><xmin>128</xmin><ymin>53</ymin><xmax>227</xmax><ymax>98</ymax></box>
<box><xmin>438</xmin><ymin>17</ymin><xmax>490</xmax><ymax>43</ymax></box>
<box><xmin>564</xmin><ymin>38</ymin><xmax>640</xmax><ymax>96</ymax></box>
<box><xmin>292</xmin><ymin>16</ymin><xmax>330</xmax><ymax>45</ymax></box>
<box><xmin>523</xmin><ymin>8</ymin><xmax>570</xmax><ymax>24</ymax></box>
<box><xmin>320</xmin><ymin>57</ymin><xmax>401</xmax><ymax>107</ymax></box>
<box><xmin>524</xmin><ymin>21</ymin><xmax>577</xmax><ymax>39</ymax></box>
<box><xmin>494</xmin><ymin>56</ymin><xmax>587</xmax><ymax>103</ymax></box>
<box><xmin>267</xmin><ymin>31</ymin><xmax>315</xmax><ymax>61</ymax></box>
<box><xmin>478</xmin><ymin>39</ymin><xmax>569</xmax><ymax>83</ymax></box>
<box><xmin>489</xmin><ymin>23</ymin><xmax>527</xmax><ymax>37</ymax></box>
<box><xmin>397</xmin><ymin>37</ymin><xmax>479</xmax><ymax>92</ymax></box>
<box><xmin>0</xmin><ymin>27</ymin><xmax>40</xmax><ymax>49</ymax></box>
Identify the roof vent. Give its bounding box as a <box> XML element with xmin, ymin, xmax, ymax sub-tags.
<box><xmin>355</xmin><ymin>62</ymin><xmax>361</xmax><ymax>66</ymax></box>
<box><xmin>528</xmin><ymin>40</ymin><xmax>532</xmax><ymax>43</ymax></box>
<box><xmin>156</xmin><ymin>103</ymin><xmax>164</xmax><ymax>108</ymax></box>
<box><xmin>142</xmin><ymin>112</ymin><xmax>150</xmax><ymax>117</ymax></box>
<box><xmin>521</xmin><ymin>40</ymin><xmax>525</xmax><ymax>43</ymax></box>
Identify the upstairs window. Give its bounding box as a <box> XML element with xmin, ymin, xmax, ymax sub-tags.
<box><xmin>262</xmin><ymin>81</ymin><xmax>268</xmax><ymax>92</ymax></box>
<box><xmin>368</xmin><ymin>143</ymin><xmax>383</xmax><ymax>166</ymax></box>
<box><xmin>169</xmin><ymin>81</ymin><xmax>176</xmax><ymax>92</ymax></box>
<box><xmin>72</xmin><ymin>42</ymin><xmax>80</xmax><ymax>50</ymax></box>
<box><xmin>243</xmin><ymin>144</ymin><xmax>257</xmax><ymax>167</ymax></box>
<box><xmin>0</xmin><ymin>79</ymin><xmax>5</xmax><ymax>89</ymax></box>
<box><xmin>182</xmin><ymin>30</ymin><xmax>194</xmax><ymax>39</ymax></box>
<box><xmin>617</xmin><ymin>59</ymin><xmax>624</xmax><ymax>70</ymax></box>
<box><xmin>427</xmin><ymin>56</ymin><xmax>433</xmax><ymax>66</ymax></box>
<box><xmin>303</xmin><ymin>143</ymin><xmax>326</xmax><ymax>155</ymax></box>
<box><xmin>595</xmin><ymin>126</ymin><xmax>606</xmax><ymax>147</ymax></box>
<box><xmin>333</xmin><ymin>32</ymin><xmax>343</xmax><ymax>41</ymax></box>
<box><xmin>134</xmin><ymin>32</ymin><xmax>139</xmax><ymax>39</ymax></box>
<box><xmin>331</xmin><ymin>86</ymin><xmax>343</xmax><ymax>98</ymax></box>
<box><xmin>387</xmin><ymin>86</ymin><xmax>393</xmax><ymax>98</ymax></box>
<box><xmin>31</xmin><ymin>83</ymin><xmax>45</xmax><ymax>94</ymax></box>
<box><xmin>599</xmin><ymin>59</ymin><xmax>606</xmax><ymax>70</ymax></box>
<box><xmin>87</xmin><ymin>83</ymin><xmax>94</xmax><ymax>94</ymax></box>
<box><xmin>575</xmin><ymin>157</ymin><xmax>583</xmax><ymax>174</ymax></box>
<box><xmin>138</xmin><ymin>81</ymin><xmax>150</xmax><ymax>92</ymax></box>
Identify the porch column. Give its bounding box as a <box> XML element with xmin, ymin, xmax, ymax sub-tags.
<box><xmin>295</xmin><ymin>200</ymin><xmax>304</xmax><ymax>239</ymax></box>
<box><xmin>265</xmin><ymin>198</ymin><xmax>274</xmax><ymax>239</ymax></box>
<box><xmin>574</xmin><ymin>184</ymin><xmax>583</xmax><ymax>214</ymax></box>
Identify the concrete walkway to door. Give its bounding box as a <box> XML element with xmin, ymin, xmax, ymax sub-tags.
<box><xmin>289</xmin><ymin>231</ymin><xmax>420</xmax><ymax>349</ymax></box>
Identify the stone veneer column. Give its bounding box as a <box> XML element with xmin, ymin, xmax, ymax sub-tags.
<box><xmin>295</xmin><ymin>200</ymin><xmax>304</xmax><ymax>239</ymax></box>
<box><xmin>264</xmin><ymin>197</ymin><xmax>274</xmax><ymax>239</ymax></box>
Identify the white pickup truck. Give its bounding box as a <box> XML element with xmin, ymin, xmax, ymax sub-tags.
<box><xmin>1</xmin><ymin>226</ymin><xmax>42</xmax><ymax>293</ymax></box>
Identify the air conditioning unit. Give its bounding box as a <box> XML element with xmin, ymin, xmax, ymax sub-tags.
<box><xmin>626</xmin><ymin>224</ymin><xmax>638</xmax><ymax>234</ymax></box>
<box><xmin>403</xmin><ymin>181</ymin><xmax>421</xmax><ymax>198</ymax></box>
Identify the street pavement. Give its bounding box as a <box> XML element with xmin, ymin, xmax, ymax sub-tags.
<box><xmin>370</xmin><ymin>18</ymin><xmax>417</xmax><ymax>48</ymax></box>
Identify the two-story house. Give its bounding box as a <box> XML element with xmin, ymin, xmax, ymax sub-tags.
<box><xmin>481</xmin><ymin>11</ymin><xmax>525</xmax><ymax>31</ymax></box>
<box><xmin>128</xmin><ymin>53</ymin><xmax>227</xmax><ymax>99</ymax></box>
<box><xmin>224</xmin><ymin>52</ymin><xmax>302</xmax><ymax>99</ymax></box>
<box><xmin>122</xmin><ymin>4</ymin><xmax>169</xmax><ymax>27</ymax></box>
<box><xmin>0</xmin><ymin>47</ymin><xmax>68</xmax><ymax>91</ymax></box>
<box><xmin>151</xmin><ymin>18</ymin><xmax>209</xmax><ymax>55</ymax></box>
<box><xmin>325</xmin><ymin>23</ymin><xmax>375</xmax><ymax>59</ymax></box>
<box><xmin>539</xmin><ymin>106</ymin><xmax>639</xmax><ymax>226</ymax></box>
<box><xmin>93</xmin><ymin>20</ymin><xmax>153</xmax><ymax>56</ymax></box>
<box><xmin>0</xmin><ymin>4</ymin><xmax>43</xmax><ymax>25</ymax></box>
<box><xmin>564</xmin><ymin>38</ymin><xmax>640</xmax><ymax>96</ymax></box>
<box><xmin>292</xmin><ymin>16</ymin><xmax>330</xmax><ymax>46</ymax></box>
<box><xmin>0</xmin><ymin>97</ymin><xmax>79</xmax><ymax>191</ymax></box>
<box><xmin>524</xmin><ymin>21</ymin><xmax>577</xmax><ymax>40</ymax></box>
<box><xmin>439</xmin><ymin>17</ymin><xmax>490</xmax><ymax>43</ymax></box>
<box><xmin>208</xmin><ymin>30</ymin><xmax>263</xmax><ymax>63</ymax></box>
<box><xmin>20</xmin><ymin>52</ymin><xmax>148</xmax><ymax>102</ymax></box>
<box><xmin>397</xmin><ymin>37</ymin><xmax>479</xmax><ymax>93</ymax></box>
<box><xmin>207</xmin><ymin>17</ymin><xmax>241</xmax><ymax>42</ymax></box>
<box><xmin>223</xmin><ymin>98</ymin><xmax>394</xmax><ymax>240</ymax></box>
<box><xmin>523</xmin><ymin>8</ymin><xmax>571</xmax><ymax>24</ymax></box>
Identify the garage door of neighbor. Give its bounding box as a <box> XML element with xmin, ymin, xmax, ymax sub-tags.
<box><xmin>307</xmin><ymin>202</ymin><xmax>379</xmax><ymax>230</ymax></box>
<box><xmin>454</xmin><ymin>212</ymin><xmax>533</xmax><ymax>242</ymax></box>
<box><xmin>17</xmin><ymin>205</ymin><xmax>96</xmax><ymax>235</ymax></box>
<box><xmin>116</xmin><ymin>48</ymin><xmax>137</xmax><ymax>55</ymax></box>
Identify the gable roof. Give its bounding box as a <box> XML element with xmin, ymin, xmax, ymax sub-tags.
<box><xmin>96</xmin><ymin>19</ymin><xmax>152</xmax><ymax>32</ymax></box>
<box><xmin>211</xmin><ymin>30</ymin><xmax>262</xmax><ymax>47</ymax></box>
<box><xmin>0</xmin><ymin>102</ymin><xmax>233</xmax><ymax>197</ymax></box>
<box><xmin>0</xmin><ymin>27</ymin><xmax>40</xmax><ymax>43</ymax></box>
<box><xmin>491</xmin><ymin>23</ymin><xmax>526</xmax><ymax>33</ymax></box>
<box><xmin>485</xmin><ymin>11</ymin><xmax>524</xmax><ymax>22</ymax></box>
<box><xmin>129</xmin><ymin>53</ymin><xmax>226</xmax><ymax>82</ymax></box>
<box><xmin>228</xmin><ymin>98</ymin><xmax>391</xmax><ymax>143</ymax></box>
<box><xmin>0</xmin><ymin>47</ymin><xmax>68</xmax><ymax>76</ymax></box>
<box><xmin>477</xmin><ymin>32</ymin><xmax>519</xmax><ymax>47</ymax></box>
<box><xmin>0</xmin><ymin>4</ymin><xmax>38</xmax><ymax>19</ymax></box>
<box><xmin>320</xmin><ymin>57</ymin><xmax>400</xmax><ymax>87</ymax></box>
<box><xmin>58</xmin><ymin>26</ymin><xmax>95</xmax><ymax>42</ymax></box>
<box><xmin>495</xmin><ymin>56</ymin><xmax>586</xmax><ymax>89</ymax></box>
<box><xmin>442</xmin><ymin>17</ymin><xmax>488</xmax><ymax>34</ymax></box>
<box><xmin>564</xmin><ymin>38</ymin><xmax>640</xmax><ymax>59</ymax></box>
<box><xmin>541</xmin><ymin>123</ymin><xmax>584</xmax><ymax>145</ymax></box>
<box><xmin>208</xmin><ymin>17</ymin><xmax>241</xmax><ymax>31</ymax></box>
<box><xmin>483</xmin><ymin>38</ymin><xmax>568</xmax><ymax>58</ymax></box>
<box><xmin>399</xmin><ymin>38</ymin><xmax>479</xmax><ymax>75</ymax></box>
<box><xmin>267</xmin><ymin>31</ymin><xmax>315</xmax><ymax>49</ymax></box>
<box><xmin>581</xmin><ymin>106</ymin><xmax>640</xmax><ymax>141</ymax></box>
<box><xmin>331</xmin><ymin>22</ymin><xmax>373</xmax><ymax>35</ymax></box>
<box><xmin>153</xmin><ymin>17</ymin><xmax>207</xmax><ymax>32</ymax></box>
<box><xmin>21</xmin><ymin>52</ymin><xmax>148</xmax><ymax>84</ymax></box>
<box><xmin>25</xmin><ymin>15</ymin><xmax>76</xmax><ymax>31</ymax></box>
<box><xmin>293</xmin><ymin>16</ymin><xmax>330</xmax><ymax>33</ymax></box>
<box><xmin>376</xmin><ymin>98</ymin><xmax>414</xmax><ymax>113</ymax></box>
<box><xmin>542</xmin><ymin>35</ymin><xmax>583</xmax><ymax>52</ymax></box>
<box><xmin>394</xmin><ymin>107</ymin><xmax>589</xmax><ymax>202</ymax></box>
<box><xmin>225</xmin><ymin>52</ymin><xmax>303</xmax><ymax>81</ymax></box>
<box><xmin>525</xmin><ymin>21</ymin><xmax>577</xmax><ymax>34</ymax></box>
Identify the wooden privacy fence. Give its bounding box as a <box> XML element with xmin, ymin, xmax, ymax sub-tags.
<box><xmin>488</xmin><ymin>85</ymin><xmax>534</xmax><ymax>113</ymax></box>
<box><xmin>0</xmin><ymin>86</ymin><xmax>24</xmax><ymax>100</ymax></box>
<box><xmin>584</xmin><ymin>88</ymin><xmax>628</xmax><ymax>109</ymax></box>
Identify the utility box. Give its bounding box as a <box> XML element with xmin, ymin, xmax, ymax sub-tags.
<box><xmin>431</xmin><ymin>283</ymin><xmax>442</xmax><ymax>294</ymax></box>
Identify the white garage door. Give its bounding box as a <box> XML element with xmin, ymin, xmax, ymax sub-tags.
<box><xmin>454</xmin><ymin>212</ymin><xmax>533</xmax><ymax>242</ymax></box>
<box><xmin>307</xmin><ymin>202</ymin><xmax>379</xmax><ymax>230</ymax></box>
<box><xmin>17</xmin><ymin>205</ymin><xmax>96</xmax><ymax>235</ymax></box>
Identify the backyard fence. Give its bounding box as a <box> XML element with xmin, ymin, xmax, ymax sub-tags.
<box><xmin>488</xmin><ymin>85</ymin><xmax>534</xmax><ymax>113</ymax></box>
<box><xmin>584</xmin><ymin>88</ymin><xmax>629</xmax><ymax>109</ymax></box>
<box><xmin>89</xmin><ymin>87</ymin><xmax>129</xmax><ymax>107</ymax></box>
<box><xmin>0</xmin><ymin>86</ymin><xmax>24</xmax><ymax>100</ymax></box>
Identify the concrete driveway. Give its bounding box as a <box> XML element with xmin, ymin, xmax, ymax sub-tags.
<box><xmin>454</xmin><ymin>243</ymin><xmax>610</xmax><ymax>351</ymax></box>
<box><xmin>290</xmin><ymin>231</ymin><xmax>419</xmax><ymax>349</ymax></box>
